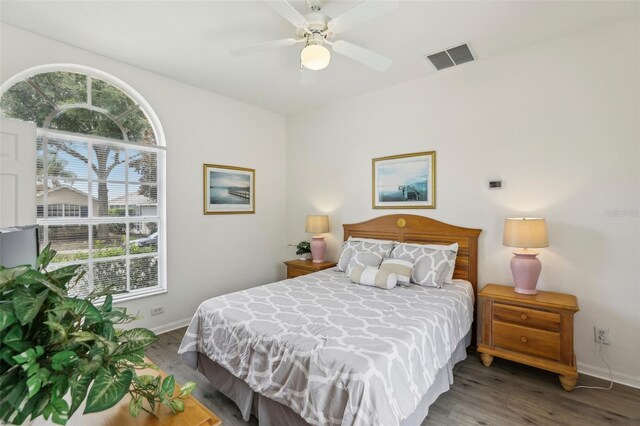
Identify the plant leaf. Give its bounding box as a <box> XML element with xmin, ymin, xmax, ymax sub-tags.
<box><xmin>13</xmin><ymin>287</ymin><xmax>49</xmax><ymax>325</ymax></box>
<box><xmin>161</xmin><ymin>375</ymin><xmax>175</xmax><ymax>397</ymax></box>
<box><xmin>83</xmin><ymin>368</ymin><xmax>132</xmax><ymax>414</ymax></box>
<box><xmin>46</xmin><ymin>264</ymin><xmax>81</xmax><ymax>287</ymax></box>
<box><xmin>44</xmin><ymin>320</ymin><xmax>68</xmax><ymax>341</ymax></box>
<box><xmin>26</xmin><ymin>375</ymin><xmax>42</xmax><ymax>398</ymax></box>
<box><xmin>101</xmin><ymin>294</ymin><xmax>113</xmax><ymax>313</ymax></box>
<box><xmin>51</xmin><ymin>351</ymin><xmax>79</xmax><ymax>371</ymax></box>
<box><xmin>0</xmin><ymin>265</ymin><xmax>29</xmax><ymax>287</ymax></box>
<box><xmin>36</xmin><ymin>244</ymin><xmax>56</xmax><ymax>270</ymax></box>
<box><xmin>2</xmin><ymin>324</ymin><xmax>27</xmax><ymax>352</ymax></box>
<box><xmin>12</xmin><ymin>347</ymin><xmax>35</xmax><ymax>365</ymax></box>
<box><xmin>14</xmin><ymin>270</ymin><xmax>64</xmax><ymax>296</ymax></box>
<box><xmin>115</xmin><ymin>328</ymin><xmax>158</xmax><ymax>355</ymax></box>
<box><xmin>69</xmin><ymin>373</ymin><xmax>93</xmax><ymax>417</ymax></box>
<box><xmin>0</xmin><ymin>303</ymin><xmax>16</xmax><ymax>332</ymax></box>
<box><xmin>168</xmin><ymin>398</ymin><xmax>184</xmax><ymax>413</ymax></box>
<box><xmin>129</xmin><ymin>395</ymin><xmax>142</xmax><ymax>417</ymax></box>
<box><xmin>62</xmin><ymin>299</ymin><xmax>103</xmax><ymax>325</ymax></box>
<box><xmin>49</xmin><ymin>398</ymin><xmax>70</xmax><ymax>425</ymax></box>
<box><xmin>179</xmin><ymin>381</ymin><xmax>196</xmax><ymax>396</ymax></box>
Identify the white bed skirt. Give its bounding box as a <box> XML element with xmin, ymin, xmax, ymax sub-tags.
<box><xmin>191</xmin><ymin>330</ymin><xmax>472</xmax><ymax>426</ymax></box>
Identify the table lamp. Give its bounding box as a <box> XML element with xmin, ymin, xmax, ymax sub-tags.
<box><xmin>503</xmin><ymin>218</ymin><xmax>549</xmax><ymax>295</ymax></box>
<box><xmin>305</xmin><ymin>215</ymin><xmax>329</xmax><ymax>263</ymax></box>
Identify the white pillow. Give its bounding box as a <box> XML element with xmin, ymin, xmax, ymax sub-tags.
<box><xmin>390</xmin><ymin>243</ymin><xmax>458</xmax><ymax>284</ymax></box>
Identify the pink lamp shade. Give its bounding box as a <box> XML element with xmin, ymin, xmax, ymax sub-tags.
<box><xmin>305</xmin><ymin>215</ymin><xmax>329</xmax><ymax>263</ymax></box>
<box><xmin>503</xmin><ymin>218</ymin><xmax>548</xmax><ymax>295</ymax></box>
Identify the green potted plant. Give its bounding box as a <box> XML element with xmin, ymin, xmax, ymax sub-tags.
<box><xmin>289</xmin><ymin>241</ymin><xmax>311</xmax><ymax>259</ymax></box>
<box><xmin>0</xmin><ymin>245</ymin><xmax>195</xmax><ymax>425</ymax></box>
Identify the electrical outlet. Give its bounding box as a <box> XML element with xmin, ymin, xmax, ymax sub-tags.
<box><xmin>594</xmin><ymin>326</ymin><xmax>610</xmax><ymax>345</ymax></box>
<box><xmin>150</xmin><ymin>306</ymin><xmax>164</xmax><ymax>316</ymax></box>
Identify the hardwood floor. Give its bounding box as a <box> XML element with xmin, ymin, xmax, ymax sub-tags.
<box><xmin>147</xmin><ymin>328</ymin><xmax>640</xmax><ymax>426</ymax></box>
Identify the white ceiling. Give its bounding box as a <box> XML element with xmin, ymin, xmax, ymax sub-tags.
<box><xmin>1</xmin><ymin>1</ymin><xmax>637</xmax><ymax>115</ymax></box>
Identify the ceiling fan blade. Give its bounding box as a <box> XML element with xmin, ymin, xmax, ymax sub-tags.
<box><xmin>263</xmin><ymin>0</ymin><xmax>308</xmax><ymax>29</ymax></box>
<box><xmin>327</xmin><ymin>0</ymin><xmax>398</xmax><ymax>34</ymax></box>
<box><xmin>331</xmin><ymin>40</ymin><xmax>392</xmax><ymax>72</ymax></box>
<box><xmin>230</xmin><ymin>38</ymin><xmax>303</xmax><ymax>56</ymax></box>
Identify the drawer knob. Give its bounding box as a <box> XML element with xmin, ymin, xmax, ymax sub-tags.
<box><xmin>520</xmin><ymin>336</ymin><xmax>528</xmax><ymax>343</ymax></box>
<box><xmin>520</xmin><ymin>313</ymin><xmax>528</xmax><ymax>320</ymax></box>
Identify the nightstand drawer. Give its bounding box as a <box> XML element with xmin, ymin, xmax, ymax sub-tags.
<box><xmin>493</xmin><ymin>320</ymin><xmax>561</xmax><ymax>361</ymax></box>
<box><xmin>494</xmin><ymin>303</ymin><xmax>560</xmax><ymax>331</ymax></box>
<box><xmin>287</xmin><ymin>267</ymin><xmax>308</xmax><ymax>279</ymax></box>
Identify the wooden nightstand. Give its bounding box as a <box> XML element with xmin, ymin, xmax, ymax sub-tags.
<box><xmin>284</xmin><ymin>259</ymin><xmax>337</xmax><ymax>279</ymax></box>
<box><xmin>477</xmin><ymin>284</ymin><xmax>579</xmax><ymax>391</ymax></box>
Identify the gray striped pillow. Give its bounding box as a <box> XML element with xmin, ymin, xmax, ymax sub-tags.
<box><xmin>380</xmin><ymin>258</ymin><xmax>413</xmax><ymax>285</ymax></box>
<box><xmin>349</xmin><ymin>266</ymin><xmax>398</xmax><ymax>290</ymax></box>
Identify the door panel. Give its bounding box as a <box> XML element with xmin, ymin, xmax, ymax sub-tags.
<box><xmin>0</xmin><ymin>118</ymin><xmax>36</xmax><ymax>227</ymax></box>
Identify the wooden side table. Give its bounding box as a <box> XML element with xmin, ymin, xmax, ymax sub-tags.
<box><xmin>68</xmin><ymin>362</ymin><xmax>222</xmax><ymax>426</ymax></box>
<box><xmin>477</xmin><ymin>284</ymin><xmax>579</xmax><ymax>391</ymax></box>
<box><xmin>284</xmin><ymin>259</ymin><xmax>337</xmax><ymax>279</ymax></box>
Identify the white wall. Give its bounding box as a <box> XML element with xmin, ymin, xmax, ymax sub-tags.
<box><xmin>286</xmin><ymin>19</ymin><xmax>640</xmax><ymax>386</ymax></box>
<box><xmin>1</xmin><ymin>23</ymin><xmax>288</xmax><ymax>332</ymax></box>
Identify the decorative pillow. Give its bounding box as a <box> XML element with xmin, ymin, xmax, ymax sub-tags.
<box><xmin>379</xmin><ymin>258</ymin><xmax>413</xmax><ymax>285</ymax></box>
<box><xmin>337</xmin><ymin>237</ymin><xmax>395</xmax><ymax>271</ymax></box>
<box><xmin>349</xmin><ymin>266</ymin><xmax>397</xmax><ymax>290</ymax></box>
<box><xmin>391</xmin><ymin>243</ymin><xmax>458</xmax><ymax>284</ymax></box>
<box><xmin>346</xmin><ymin>250</ymin><xmax>385</xmax><ymax>277</ymax></box>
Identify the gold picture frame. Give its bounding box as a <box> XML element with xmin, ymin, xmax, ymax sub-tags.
<box><xmin>203</xmin><ymin>163</ymin><xmax>255</xmax><ymax>215</ymax></box>
<box><xmin>372</xmin><ymin>151</ymin><xmax>436</xmax><ymax>209</ymax></box>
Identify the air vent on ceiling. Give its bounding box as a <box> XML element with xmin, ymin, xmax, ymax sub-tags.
<box><xmin>425</xmin><ymin>43</ymin><xmax>474</xmax><ymax>71</ymax></box>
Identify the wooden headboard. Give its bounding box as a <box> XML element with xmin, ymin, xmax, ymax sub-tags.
<box><xmin>343</xmin><ymin>214</ymin><xmax>482</xmax><ymax>296</ymax></box>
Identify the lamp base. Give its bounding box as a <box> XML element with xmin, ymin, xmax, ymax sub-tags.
<box><xmin>510</xmin><ymin>251</ymin><xmax>542</xmax><ymax>295</ymax></box>
<box><xmin>310</xmin><ymin>236</ymin><xmax>326</xmax><ymax>263</ymax></box>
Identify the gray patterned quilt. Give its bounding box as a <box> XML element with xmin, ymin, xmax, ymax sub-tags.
<box><xmin>178</xmin><ymin>268</ymin><xmax>474</xmax><ymax>426</ymax></box>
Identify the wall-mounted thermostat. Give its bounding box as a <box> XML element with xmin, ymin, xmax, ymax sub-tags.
<box><xmin>488</xmin><ymin>179</ymin><xmax>503</xmax><ymax>189</ymax></box>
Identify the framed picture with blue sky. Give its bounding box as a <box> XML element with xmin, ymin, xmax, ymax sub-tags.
<box><xmin>372</xmin><ymin>151</ymin><xmax>436</xmax><ymax>209</ymax></box>
<box><xmin>203</xmin><ymin>163</ymin><xmax>255</xmax><ymax>214</ymax></box>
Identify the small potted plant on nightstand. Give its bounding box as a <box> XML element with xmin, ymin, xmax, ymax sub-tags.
<box><xmin>289</xmin><ymin>241</ymin><xmax>311</xmax><ymax>260</ymax></box>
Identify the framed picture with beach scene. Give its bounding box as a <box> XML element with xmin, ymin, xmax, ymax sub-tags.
<box><xmin>372</xmin><ymin>151</ymin><xmax>436</xmax><ymax>209</ymax></box>
<box><xmin>203</xmin><ymin>163</ymin><xmax>255</xmax><ymax>214</ymax></box>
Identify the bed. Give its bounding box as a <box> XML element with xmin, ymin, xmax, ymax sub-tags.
<box><xmin>179</xmin><ymin>214</ymin><xmax>481</xmax><ymax>426</ymax></box>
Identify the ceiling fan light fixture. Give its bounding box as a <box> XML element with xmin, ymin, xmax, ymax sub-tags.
<box><xmin>301</xmin><ymin>43</ymin><xmax>331</xmax><ymax>71</ymax></box>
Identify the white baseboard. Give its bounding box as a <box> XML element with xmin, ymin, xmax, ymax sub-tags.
<box><xmin>578</xmin><ymin>362</ymin><xmax>640</xmax><ymax>389</ymax></box>
<box><xmin>150</xmin><ymin>317</ymin><xmax>192</xmax><ymax>335</ymax></box>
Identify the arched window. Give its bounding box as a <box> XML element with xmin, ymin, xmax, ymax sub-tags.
<box><xmin>1</xmin><ymin>66</ymin><xmax>165</xmax><ymax>300</ymax></box>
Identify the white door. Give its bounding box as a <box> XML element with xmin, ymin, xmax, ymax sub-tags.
<box><xmin>0</xmin><ymin>118</ymin><xmax>36</xmax><ymax>227</ymax></box>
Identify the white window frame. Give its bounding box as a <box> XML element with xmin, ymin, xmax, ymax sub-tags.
<box><xmin>0</xmin><ymin>64</ymin><xmax>167</xmax><ymax>303</ymax></box>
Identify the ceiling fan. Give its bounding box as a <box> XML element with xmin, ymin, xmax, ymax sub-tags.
<box><xmin>230</xmin><ymin>0</ymin><xmax>398</xmax><ymax>72</ymax></box>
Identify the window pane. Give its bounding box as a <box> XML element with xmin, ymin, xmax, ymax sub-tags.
<box><xmin>130</xmin><ymin>223</ymin><xmax>158</xmax><ymax>253</ymax></box>
<box><xmin>92</xmin><ymin>78</ymin><xmax>136</xmax><ymax>116</ymax></box>
<box><xmin>44</xmin><ymin>136</ymin><xmax>90</xmax><ymax>181</ymax></box>
<box><xmin>93</xmin><ymin>182</ymin><xmax>126</xmax><ymax>217</ymax></box>
<box><xmin>38</xmin><ymin>179</ymin><xmax>91</xmax><ymax>218</ymax></box>
<box><xmin>40</xmin><ymin>224</ymin><xmax>89</xmax><ymax>263</ymax></box>
<box><xmin>130</xmin><ymin>256</ymin><xmax>158</xmax><ymax>290</ymax></box>
<box><xmin>29</xmin><ymin>72</ymin><xmax>87</xmax><ymax>105</ymax></box>
<box><xmin>61</xmin><ymin>264</ymin><xmax>90</xmax><ymax>298</ymax></box>
<box><xmin>122</xmin><ymin>108</ymin><xmax>156</xmax><ymax>145</ymax></box>
<box><xmin>92</xmin><ymin>144</ymin><xmax>125</xmax><ymax>181</ymax></box>
<box><xmin>128</xmin><ymin>149</ymin><xmax>157</xmax><ymax>183</ymax></box>
<box><xmin>50</xmin><ymin>109</ymin><xmax>124</xmax><ymax>140</ymax></box>
<box><xmin>93</xmin><ymin>259</ymin><xmax>126</xmax><ymax>294</ymax></box>
<box><xmin>128</xmin><ymin>184</ymin><xmax>157</xmax><ymax>216</ymax></box>
<box><xmin>92</xmin><ymin>224</ymin><xmax>126</xmax><ymax>258</ymax></box>
<box><xmin>0</xmin><ymin>81</ymin><xmax>54</xmax><ymax>127</ymax></box>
